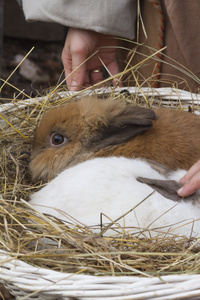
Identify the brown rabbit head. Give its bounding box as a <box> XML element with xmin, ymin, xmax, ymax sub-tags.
<box><xmin>30</xmin><ymin>96</ymin><xmax>155</xmax><ymax>182</ymax></box>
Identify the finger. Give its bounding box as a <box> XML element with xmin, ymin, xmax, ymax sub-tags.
<box><xmin>61</xmin><ymin>46</ymin><xmax>73</xmax><ymax>85</ymax></box>
<box><xmin>106</xmin><ymin>60</ymin><xmax>123</xmax><ymax>87</ymax></box>
<box><xmin>62</xmin><ymin>43</ymin><xmax>88</xmax><ymax>91</ymax></box>
<box><xmin>179</xmin><ymin>159</ymin><xmax>200</xmax><ymax>184</ymax></box>
<box><xmin>69</xmin><ymin>50</ymin><xmax>88</xmax><ymax>91</ymax></box>
<box><xmin>177</xmin><ymin>171</ymin><xmax>200</xmax><ymax>197</ymax></box>
<box><xmin>82</xmin><ymin>71</ymin><xmax>91</xmax><ymax>87</ymax></box>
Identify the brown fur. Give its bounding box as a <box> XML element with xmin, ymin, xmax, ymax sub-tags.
<box><xmin>30</xmin><ymin>96</ymin><xmax>200</xmax><ymax>182</ymax></box>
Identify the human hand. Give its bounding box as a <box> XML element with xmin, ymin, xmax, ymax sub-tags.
<box><xmin>177</xmin><ymin>159</ymin><xmax>200</xmax><ymax>197</ymax></box>
<box><xmin>61</xmin><ymin>28</ymin><xmax>121</xmax><ymax>91</ymax></box>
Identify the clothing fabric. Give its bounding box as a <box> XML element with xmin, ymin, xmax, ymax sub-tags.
<box><xmin>161</xmin><ymin>0</ymin><xmax>200</xmax><ymax>92</ymax></box>
<box><xmin>119</xmin><ymin>0</ymin><xmax>200</xmax><ymax>92</ymax></box>
<box><xmin>22</xmin><ymin>0</ymin><xmax>137</xmax><ymax>40</ymax></box>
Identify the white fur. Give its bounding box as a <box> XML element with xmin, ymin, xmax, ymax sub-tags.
<box><xmin>29</xmin><ymin>157</ymin><xmax>200</xmax><ymax>238</ymax></box>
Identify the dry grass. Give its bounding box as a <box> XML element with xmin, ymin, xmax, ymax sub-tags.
<box><xmin>0</xmin><ymin>196</ymin><xmax>200</xmax><ymax>277</ymax></box>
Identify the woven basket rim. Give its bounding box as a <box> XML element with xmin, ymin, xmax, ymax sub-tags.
<box><xmin>0</xmin><ymin>250</ymin><xmax>200</xmax><ymax>300</ymax></box>
<box><xmin>1</xmin><ymin>86</ymin><xmax>200</xmax><ymax>114</ymax></box>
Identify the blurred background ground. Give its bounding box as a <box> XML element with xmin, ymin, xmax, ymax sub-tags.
<box><xmin>1</xmin><ymin>37</ymin><xmax>64</xmax><ymax>100</ymax></box>
<box><xmin>0</xmin><ymin>0</ymin><xmax>66</xmax><ymax>103</ymax></box>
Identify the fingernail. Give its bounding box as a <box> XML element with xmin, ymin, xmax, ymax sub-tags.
<box><xmin>177</xmin><ymin>186</ymin><xmax>184</xmax><ymax>196</ymax></box>
<box><xmin>69</xmin><ymin>81</ymin><xmax>78</xmax><ymax>91</ymax></box>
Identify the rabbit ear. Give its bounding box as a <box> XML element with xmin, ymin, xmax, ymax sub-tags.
<box><xmin>137</xmin><ymin>177</ymin><xmax>200</xmax><ymax>202</ymax></box>
<box><xmin>85</xmin><ymin>106</ymin><xmax>156</xmax><ymax>149</ymax></box>
<box><xmin>144</xmin><ymin>159</ymin><xmax>172</xmax><ymax>177</ymax></box>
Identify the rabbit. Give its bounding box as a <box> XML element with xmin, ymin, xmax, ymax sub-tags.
<box><xmin>30</xmin><ymin>96</ymin><xmax>200</xmax><ymax>182</ymax></box>
<box><xmin>29</xmin><ymin>156</ymin><xmax>200</xmax><ymax>238</ymax></box>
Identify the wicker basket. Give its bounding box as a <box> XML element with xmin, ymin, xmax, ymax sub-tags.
<box><xmin>1</xmin><ymin>87</ymin><xmax>200</xmax><ymax>300</ymax></box>
<box><xmin>0</xmin><ymin>250</ymin><xmax>200</xmax><ymax>300</ymax></box>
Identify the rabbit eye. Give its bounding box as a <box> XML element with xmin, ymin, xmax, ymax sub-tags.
<box><xmin>50</xmin><ymin>133</ymin><xmax>67</xmax><ymax>146</ymax></box>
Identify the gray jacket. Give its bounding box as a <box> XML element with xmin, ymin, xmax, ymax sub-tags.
<box><xmin>22</xmin><ymin>0</ymin><xmax>137</xmax><ymax>39</ymax></box>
